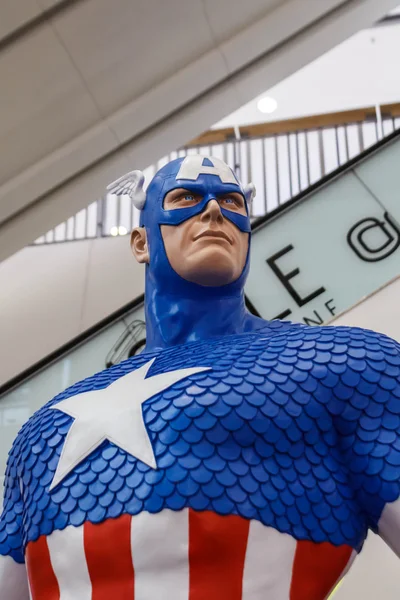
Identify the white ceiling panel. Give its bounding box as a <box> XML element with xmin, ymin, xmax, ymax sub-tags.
<box><xmin>0</xmin><ymin>0</ymin><xmax>42</xmax><ymax>41</ymax></box>
<box><xmin>36</xmin><ymin>0</ymin><xmax>69</xmax><ymax>8</ymax></box>
<box><xmin>0</xmin><ymin>0</ymin><xmax>399</xmax><ymax>262</ymax></box>
<box><xmin>0</xmin><ymin>22</ymin><xmax>99</xmax><ymax>192</ymax></box>
<box><xmin>203</xmin><ymin>0</ymin><xmax>282</xmax><ymax>40</ymax></box>
<box><xmin>220</xmin><ymin>0</ymin><xmax>347</xmax><ymax>74</ymax></box>
<box><xmin>47</xmin><ymin>0</ymin><xmax>215</xmax><ymax>115</ymax></box>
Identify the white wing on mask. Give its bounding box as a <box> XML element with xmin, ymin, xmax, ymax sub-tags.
<box><xmin>106</xmin><ymin>167</ymin><xmax>254</xmax><ymax>211</ymax></box>
<box><xmin>107</xmin><ymin>170</ymin><xmax>146</xmax><ymax>210</ymax></box>
<box><xmin>243</xmin><ymin>183</ymin><xmax>256</xmax><ymax>205</ymax></box>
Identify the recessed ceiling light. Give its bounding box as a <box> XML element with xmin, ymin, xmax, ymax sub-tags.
<box><xmin>257</xmin><ymin>96</ymin><xmax>278</xmax><ymax>114</ymax></box>
<box><xmin>110</xmin><ymin>225</ymin><xmax>128</xmax><ymax>236</ymax></box>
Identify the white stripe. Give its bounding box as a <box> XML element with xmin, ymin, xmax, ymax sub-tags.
<box><xmin>0</xmin><ymin>554</ymin><xmax>30</xmax><ymax>600</ymax></box>
<box><xmin>131</xmin><ymin>509</ymin><xmax>189</xmax><ymax>600</ymax></box>
<box><xmin>47</xmin><ymin>526</ymin><xmax>91</xmax><ymax>600</ymax></box>
<box><xmin>242</xmin><ymin>522</ymin><xmax>297</xmax><ymax>600</ymax></box>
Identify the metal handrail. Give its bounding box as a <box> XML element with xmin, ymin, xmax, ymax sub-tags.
<box><xmin>33</xmin><ymin>111</ymin><xmax>400</xmax><ymax>246</ymax></box>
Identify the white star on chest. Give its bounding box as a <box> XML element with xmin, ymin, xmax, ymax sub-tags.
<box><xmin>49</xmin><ymin>358</ymin><xmax>210</xmax><ymax>491</ymax></box>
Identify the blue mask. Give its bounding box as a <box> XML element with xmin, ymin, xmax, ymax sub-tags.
<box><xmin>137</xmin><ymin>156</ymin><xmax>263</xmax><ymax>350</ymax></box>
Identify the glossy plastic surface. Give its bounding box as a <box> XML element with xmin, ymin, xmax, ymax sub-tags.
<box><xmin>2</xmin><ymin>322</ymin><xmax>400</xmax><ymax>564</ymax></box>
<box><xmin>139</xmin><ymin>157</ymin><xmax>263</xmax><ymax>351</ymax></box>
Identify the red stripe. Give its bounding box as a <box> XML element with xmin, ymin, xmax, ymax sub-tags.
<box><xmin>188</xmin><ymin>510</ymin><xmax>249</xmax><ymax>600</ymax></box>
<box><xmin>84</xmin><ymin>514</ymin><xmax>135</xmax><ymax>600</ymax></box>
<box><xmin>26</xmin><ymin>536</ymin><xmax>60</xmax><ymax>600</ymax></box>
<box><xmin>290</xmin><ymin>540</ymin><xmax>353</xmax><ymax>599</ymax></box>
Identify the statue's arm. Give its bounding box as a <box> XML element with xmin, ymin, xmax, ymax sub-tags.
<box><xmin>343</xmin><ymin>330</ymin><xmax>400</xmax><ymax>557</ymax></box>
<box><xmin>0</xmin><ymin>451</ymin><xmax>30</xmax><ymax>598</ymax></box>
<box><xmin>371</xmin><ymin>342</ymin><xmax>400</xmax><ymax>556</ymax></box>
<box><xmin>373</xmin><ymin>344</ymin><xmax>400</xmax><ymax>557</ymax></box>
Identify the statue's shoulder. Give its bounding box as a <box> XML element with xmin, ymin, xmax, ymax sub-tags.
<box><xmin>255</xmin><ymin>319</ymin><xmax>400</xmax><ymax>364</ymax></box>
<box><xmin>249</xmin><ymin>321</ymin><xmax>400</xmax><ymax>408</ymax></box>
<box><xmin>14</xmin><ymin>353</ymin><xmax>154</xmax><ymax>445</ymax></box>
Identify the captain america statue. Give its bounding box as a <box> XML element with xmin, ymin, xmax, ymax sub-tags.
<box><xmin>1</xmin><ymin>154</ymin><xmax>400</xmax><ymax>599</ymax></box>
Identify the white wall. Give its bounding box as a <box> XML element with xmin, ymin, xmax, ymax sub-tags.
<box><xmin>215</xmin><ymin>21</ymin><xmax>400</xmax><ymax>127</ymax></box>
<box><xmin>335</xmin><ymin>533</ymin><xmax>400</xmax><ymax>599</ymax></box>
<box><xmin>0</xmin><ymin>236</ymin><xmax>144</xmax><ymax>385</ymax></box>
<box><xmin>329</xmin><ymin>275</ymin><xmax>400</xmax><ymax>342</ymax></box>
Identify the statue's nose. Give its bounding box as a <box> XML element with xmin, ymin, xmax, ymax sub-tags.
<box><xmin>200</xmin><ymin>199</ymin><xmax>223</xmax><ymax>223</ymax></box>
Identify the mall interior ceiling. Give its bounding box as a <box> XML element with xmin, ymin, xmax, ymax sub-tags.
<box><xmin>0</xmin><ymin>0</ymin><xmax>398</xmax><ymax>263</ymax></box>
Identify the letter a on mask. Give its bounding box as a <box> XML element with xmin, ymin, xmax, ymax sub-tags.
<box><xmin>175</xmin><ymin>156</ymin><xmax>238</xmax><ymax>184</ymax></box>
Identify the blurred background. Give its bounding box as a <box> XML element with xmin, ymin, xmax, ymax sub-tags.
<box><xmin>1</xmin><ymin>2</ymin><xmax>400</xmax><ymax>595</ymax></box>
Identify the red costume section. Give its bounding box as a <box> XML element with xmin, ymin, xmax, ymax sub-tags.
<box><xmin>26</xmin><ymin>536</ymin><xmax>60</xmax><ymax>599</ymax></box>
<box><xmin>85</xmin><ymin>515</ymin><xmax>135</xmax><ymax>600</ymax></box>
<box><xmin>25</xmin><ymin>511</ymin><xmax>354</xmax><ymax>599</ymax></box>
<box><xmin>290</xmin><ymin>540</ymin><xmax>353</xmax><ymax>599</ymax></box>
<box><xmin>188</xmin><ymin>511</ymin><xmax>249</xmax><ymax>599</ymax></box>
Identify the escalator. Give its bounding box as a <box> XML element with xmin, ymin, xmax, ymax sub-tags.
<box><xmin>0</xmin><ymin>127</ymin><xmax>399</xmax><ymax>481</ymax></box>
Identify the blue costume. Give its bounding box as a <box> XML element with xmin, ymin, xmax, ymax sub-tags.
<box><xmin>1</xmin><ymin>156</ymin><xmax>400</xmax><ymax>599</ymax></box>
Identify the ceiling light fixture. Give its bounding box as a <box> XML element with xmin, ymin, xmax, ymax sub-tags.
<box><xmin>110</xmin><ymin>225</ymin><xmax>128</xmax><ymax>236</ymax></box>
<box><xmin>257</xmin><ymin>96</ymin><xmax>278</xmax><ymax>114</ymax></box>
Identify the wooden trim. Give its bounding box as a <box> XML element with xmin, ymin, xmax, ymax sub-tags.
<box><xmin>187</xmin><ymin>102</ymin><xmax>400</xmax><ymax>146</ymax></box>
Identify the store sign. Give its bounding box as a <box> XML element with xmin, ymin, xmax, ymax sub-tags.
<box><xmin>347</xmin><ymin>211</ymin><xmax>400</xmax><ymax>263</ymax></box>
<box><xmin>246</xmin><ymin>136</ymin><xmax>400</xmax><ymax>324</ymax></box>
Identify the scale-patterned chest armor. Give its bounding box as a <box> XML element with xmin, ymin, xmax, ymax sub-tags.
<box><xmin>1</xmin><ymin>322</ymin><xmax>400</xmax><ymax>599</ymax></box>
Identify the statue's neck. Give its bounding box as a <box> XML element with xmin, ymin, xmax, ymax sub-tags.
<box><xmin>144</xmin><ymin>286</ymin><xmax>257</xmax><ymax>351</ymax></box>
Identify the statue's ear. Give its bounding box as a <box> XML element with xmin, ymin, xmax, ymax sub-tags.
<box><xmin>243</xmin><ymin>183</ymin><xmax>256</xmax><ymax>205</ymax></box>
<box><xmin>130</xmin><ymin>227</ymin><xmax>149</xmax><ymax>264</ymax></box>
<box><xmin>107</xmin><ymin>170</ymin><xmax>146</xmax><ymax>210</ymax></box>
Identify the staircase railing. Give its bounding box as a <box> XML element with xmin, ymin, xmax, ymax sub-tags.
<box><xmin>34</xmin><ymin>103</ymin><xmax>400</xmax><ymax>245</ymax></box>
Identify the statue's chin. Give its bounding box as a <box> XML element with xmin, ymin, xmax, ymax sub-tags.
<box><xmin>180</xmin><ymin>262</ymin><xmax>238</xmax><ymax>288</ymax></box>
<box><xmin>165</xmin><ymin>241</ymin><xmax>244</xmax><ymax>287</ymax></box>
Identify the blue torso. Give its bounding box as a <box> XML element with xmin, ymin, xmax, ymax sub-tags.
<box><xmin>3</xmin><ymin>320</ymin><xmax>400</xmax><ymax>563</ymax></box>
